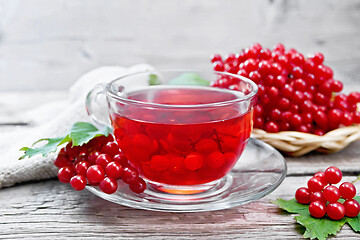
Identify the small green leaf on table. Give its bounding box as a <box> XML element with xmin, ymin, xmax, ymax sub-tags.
<box><xmin>272</xmin><ymin>198</ymin><xmax>309</xmax><ymax>215</ymax></box>
<box><xmin>272</xmin><ymin>196</ymin><xmax>360</xmax><ymax>239</ymax></box>
<box><xmin>19</xmin><ymin>122</ymin><xmax>111</xmax><ymax>159</ymax></box>
<box><xmin>168</xmin><ymin>73</ymin><xmax>210</xmax><ymax>86</ymax></box>
<box><xmin>295</xmin><ymin>215</ymin><xmax>346</xmax><ymax>240</ymax></box>
<box><xmin>347</xmin><ymin>215</ymin><xmax>360</xmax><ymax>232</ymax></box>
<box><xmin>149</xmin><ymin>74</ymin><xmax>161</xmax><ymax>85</ymax></box>
<box><xmin>69</xmin><ymin>122</ymin><xmax>111</xmax><ymax>146</ymax></box>
<box><xmin>19</xmin><ymin>137</ymin><xmax>68</xmax><ymax>159</ymax></box>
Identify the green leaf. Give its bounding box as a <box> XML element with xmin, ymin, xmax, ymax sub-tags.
<box><xmin>295</xmin><ymin>215</ymin><xmax>346</xmax><ymax>240</ymax></box>
<box><xmin>272</xmin><ymin>198</ymin><xmax>309</xmax><ymax>215</ymax></box>
<box><xmin>19</xmin><ymin>122</ymin><xmax>111</xmax><ymax>159</ymax></box>
<box><xmin>273</xmin><ymin>196</ymin><xmax>360</xmax><ymax>239</ymax></box>
<box><xmin>346</xmin><ymin>196</ymin><xmax>360</xmax><ymax>232</ymax></box>
<box><xmin>19</xmin><ymin>137</ymin><xmax>67</xmax><ymax>159</ymax></box>
<box><xmin>69</xmin><ymin>122</ymin><xmax>111</xmax><ymax>146</ymax></box>
<box><xmin>168</xmin><ymin>73</ymin><xmax>210</xmax><ymax>86</ymax></box>
<box><xmin>347</xmin><ymin>216</ymin><xmax>360</xmax><ymax>232</ymax></box>
<box><xmin>149</xmin><ymin>74</ymin><xmax>161</xmax><ymax>85</ymax></box>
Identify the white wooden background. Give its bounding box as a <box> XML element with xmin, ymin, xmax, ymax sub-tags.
<box><xmin>0</xmin><ymin>0</ymin><xmax>359</xmax><ymax>91</ymax></box>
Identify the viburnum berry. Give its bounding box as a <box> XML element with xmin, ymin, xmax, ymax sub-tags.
<box><xmin>54</xmin><ymin>153</ymin><xmax>71</xmax><ymax>168</ymax></box>
<box><xmin>58</xmin><ymin>166</ymin><xmax>75</xmax><ymax>183</ymax></box>
<box><xmin>295</xmin><ymin>187</ymin><xmax>311</xmax><ymax>204</ymax></box>
<box><xmin>122</xmin><ymin>167</ymin><xmax>140</xmax><ymax>184</ymax></box>
<box><xmin>64</xmin><ymin>142</ymin><xmax>80</xmax><ymax>157</ymax></box>
<box><xmin>210</xmin><ymin>54</ymin><xmax>222</xmax><ymax>63</ymax></box>
<box><xmin>88</xmin><ymin>151</ymin><xmax>100</xmax><ymax>165</ymax></box>
<box><xmin>100</xmin><ymin>142</ymin><xmax>120</xmax><ymax>157</ymax></box>
<box><xmin>313</xmin><ymin>171</ymin><xmax>327</xmax><ymax>185</ymax></box>
<box><xmin>324</xmin><ymin>166</ymin><xmax>342</xmax><ymax>184</ymax></box>
<box><xmin>310</xmin><ymin>191</ymin><xmax>326</xmax><ymax>204</ymax></box>
<box><xmin>323</xmin><ymin>185</ymin><xmax>340</xmax><ymax>203</ymax></box>
<box><xmin>113</xmin><ymin>152</ymin><xmax>130</xmax><ymax>167</ymax></box>
<box><xmin>264</xmin><ymin>121</ymin><xmax>279</xmax><ymax>133</ymax></box>
<box><xmin>95</xmin><ymin>154</ymin><xmax>113</xmax><ymax>168</ymax></box>
<box><xmin>339</xmin><ymin>182</ymin><xmax>356</xmax><ymax>200</ymax></box>
<box><xmin>213</xmin><ymin>61</ymin><xmax>224</xmax><ymax>71</ymax></box>
<box><xmin>99</xmin><ymin>177</ymin><xmax>118</xmax><ymax>194</ymax></box>
<box><xmin>129</xmin><ymin>178</ymin><xmax>147</xmax><ymax>194</ymax></box>
<box><xmin>273</xmin><ymin>43</ymin><xmax>285</xmax><ymax>53</ymax></box>
<box><xmin>327</xmin><ymin>202</ymin><xmax>346</xmax><ymax>220</ymax></box>
<box><xmin>343</xmin><ymin>199</ymin><xmax>360</xmax><ymax>217</ymax></box>
<box><xmin>307</xmin><ymin>177</ymin><xmax>326</xmax><ymax>192</ymax></box>
<box><xmin>105</xmin><ymin>161</ymin><xmax>124</xmax><ymax>179</ymax></box>
<box><xmin>86</xmin><ymin>165</ymin><xmax>105</xmax><ymax>184</ymax></box>
<box><xmin>70</xmin><ymin>175</ymin><xmax>87</xmax><ymax>191</ymax></box>
<box><xmin>75</xmin><ymin>161</ymin><xmax>91</xmax><ymax>176</ymax></box>
<box><xmin>309</xmin><ymin>201</ymin><xmax>326</xmax><ymax>218</ymax></box>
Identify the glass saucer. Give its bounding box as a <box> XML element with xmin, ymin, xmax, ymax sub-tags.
<box><xmin>86</xmin><ymin>138</ymin><xmax>287</xmax><ymax>212</ymax></box>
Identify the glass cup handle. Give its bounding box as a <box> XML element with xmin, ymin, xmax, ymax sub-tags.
<box><xmin>86</xmin><ymin>83</ymin><xmax>111</xmax><ymax>129</ymax></box>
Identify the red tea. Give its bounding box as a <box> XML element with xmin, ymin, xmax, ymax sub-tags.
<box><xmin>111</xmin><ymin>86</ymin><xmax>253</xmax><ymax>186</ymax></box>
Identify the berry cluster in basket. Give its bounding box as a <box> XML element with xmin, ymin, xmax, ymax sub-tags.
<box><xmin>295</xmin><ymin>166</ymin><xmax>359</xmax><ymax>220</ymax></box>
<box><xmin>210</xmin><ymin>43</ymin><xmax>360</xmax><ymax>135</ymax></box>
<box><xmin>55</xmin><ymin>135</ymin><xmax>146</xmax><ymax>194</ymax></box>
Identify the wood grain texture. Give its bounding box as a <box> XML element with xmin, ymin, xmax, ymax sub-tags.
<box><xmin>1</xmin><ymin>176</ymin><xmax>360</xmax><ymax>239</ymax></box>
<box><xmin>0</xmin><ymin>0</ymin><xmax>359</xmax><ymax>91</ymax></box>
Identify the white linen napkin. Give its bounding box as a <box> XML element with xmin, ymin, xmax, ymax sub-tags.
<box><xmin>0</xmin><ymin>64</ymin><xmax>154</xmax><ymax>188</ymax></box>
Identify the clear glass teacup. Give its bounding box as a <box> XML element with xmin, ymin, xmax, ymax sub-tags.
<box><xmin>86</xmin><ymin>70</ymin><xmax>257</xmax><ymax>194</ymax></box>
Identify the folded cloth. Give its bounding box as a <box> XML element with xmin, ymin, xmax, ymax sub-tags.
<box><xmin>0</xmin><ymin>64</ymin><xmax>154</xmax><ymax>189</ymax></box>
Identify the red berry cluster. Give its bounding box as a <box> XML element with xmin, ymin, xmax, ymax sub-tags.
<box><xmin>295</xmin><ymin>166</ymin><xmax>359</xmax><ymax>220</ymax></box>
<box><xmin>210</xmin><ymin>43</ymin><xmax>360</xmax><ymax>135</ymax></box>
<box><xmin>55</xmin><ymin>135</ymin><xmax>146</xmax><ymax>194</ymax></box>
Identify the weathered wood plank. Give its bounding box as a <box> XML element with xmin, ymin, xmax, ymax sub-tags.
<box><xmin>0</xmin><ymin>176</ymin><xmax>359</xmax><ymax>239</ymax></box>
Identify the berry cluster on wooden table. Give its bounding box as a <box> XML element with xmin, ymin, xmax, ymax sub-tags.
<box><xmin>295</xmin><ymin>166</ymin><xmax>359</xmax><ymax>220</ymax></box>
<box><xmin>56</xmin><ymin>135</ymin><xmax>146</xmax><ymax>194</ymax></box>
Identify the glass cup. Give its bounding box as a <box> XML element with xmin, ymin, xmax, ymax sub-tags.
<box><xmin>86</xmin><ymin>70</ymin><xmax>257</xmax><ymax>195</ymax></box>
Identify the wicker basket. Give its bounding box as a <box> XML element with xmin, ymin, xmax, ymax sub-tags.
<box><xmin>251</xmin><ymin>124</ymin><xmax>360</xmax><ymax>157</ymax></box>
